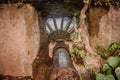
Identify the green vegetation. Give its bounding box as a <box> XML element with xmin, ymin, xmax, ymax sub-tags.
<box><xmin>70</xmin><ymin>42</ymin><xmax>120</xmax><ymax>80</ymax></box>
<box><xmin>96</xmin><ymin>56</ymin><xmax>120</xmax><ymax>80</ymax></box>
<box><xmin>93</xmin><ymin>0</ymin><xmax>120</xmax><ymax>7</ymax></box>
<box><xmin>96</xmin><ymin>73</ymin><xmax>115</xmax><ymax>80</ymax></box>
<box><xmin>115</xmin><ymin>67</ymin><xmax>120</xmax><ymax>80</ymax></box>
<box><xmin>95</xmin><ymin>42</ymin><xmax>120</xmax><ymax>59</ymax></box>
<box><xmin>108</xmin><ymin>42</ymin><xmax>120</xmax><ymax>53</ymax></box>
<box><xmin>70</xmin><ymin>48</ymin><xmax>86</xmax><ymax>58</ymax></box>
<box><xmin>70</xmin><ymin>10</ymin><xmax>120</xmax><ymax>79</ymax></box>
<box><xmin>95</xmin><ymin>45</ymin><xmax>109</xmax><ymax>59</ymax></box>
<box><xmin>95</xmin><ymin>42</ymin><xmax>120</xmax><ymax>80</ymax></box>
<box><xmin>102</xmin><ymin>64</ymin><xmax>112</xmax><ymax>73</ymax></box>
<box><xmin>108</xmin><ymin>56</ymin><xmax>120</xmax><ymax>69</ymax></box>
<box><xmin>83</xmin><ymin>0</ymin><xmax>120</xmax><ymax>7</ymax></box>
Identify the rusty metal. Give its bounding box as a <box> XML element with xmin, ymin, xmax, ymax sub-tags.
<box><xmin>49</xmin><ymin>42</ymin><xmax>79</xmax><ymax>80</ymax></box>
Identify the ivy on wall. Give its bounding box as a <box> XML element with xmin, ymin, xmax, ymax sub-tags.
<box><xmin>83</xmin><ymin>0</ymin><xmax>120</xmax><ymax>7</ymax></box>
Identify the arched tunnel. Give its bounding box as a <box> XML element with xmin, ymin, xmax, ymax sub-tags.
<box><xmin>32</xmin><ymin>0</ymin><xmax>84</xmax><ymax>80</ymax></box>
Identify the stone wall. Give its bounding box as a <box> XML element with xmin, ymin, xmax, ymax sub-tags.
<box><xmin>89</xmin><ymin>7</ymin><xmax>120</xmax><ymax>49</ymax></box>
<box><xmin>0</xmin><ymin>4</ymin><xmax>40</xmax><ymax>77</ymax></box>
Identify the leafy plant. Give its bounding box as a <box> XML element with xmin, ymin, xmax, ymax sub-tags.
<box><xmin>70</xmin><ymin>48</ymin><xmax>86</xmax><ymax>58</ymax></box>
<box><xmin>101</xmin><ymin>53</ymin><xmax>109</xmax><ymax>59</ymax></box>
<box><xmin>95</xmin><ymin>56</ymin><xmax>120</xmax><ymax>80</ymax></box>
<box><xmin>95</xmin><ymin>42</ymin><xmax>120</xmax><ymax>59</ymax></box>
<box><xmin>108</xmin><ymin>42</ymin><xmax>120</xmax><ymax>53</ymax></box>
<box><xmin>95</xmin><ymin>45</ymin><xmax>109</xmax><ymax>59</ymax></box>
<box><xmin>108</xmin><ymin>56</ymin><xmax>120</xmax><ymax>69</ymax></box>
<box><xmin>115</xmin><ymin>67</ymin><xmax>120</xmax><ymax>80</ymax></box>
<box><xmin>93</xmin><ymin>0</ymin><xmax>120</xmax><ymax>7</ymax></box>
<box><xmin>102</xmin><ymin>63</ymin><xmax>113</xmax><ymax>75</ymax></box>
<box><xmin>96</xmin><ymin>73</ymin><xmax>115</xmax><ymax>80</ymax></box>
<box><xmin>83</xmin><ymin>0</ymin><xmax>90</xmax><ymax>4</ymax></box>
<box><xmin>70</xmin><ymin>16</ymin><xmax>82</xmax><ymax>44</ymax></box>
<box><xmin>70</xmin><ymin>48</ymin><xmax>76</xmax><ymax>57</ymax></box>
<box><xmin>95</xmin><ymin>42</ymin><xmax>120</xmax><ymax>80</ymax></box>
<box><xmin>78</xmin><ymin>50</ymin><xmax>86</xmax><ymax>58</ymax></box>
<box><xmin>102</xmin><ymin>64</ymin><xmax>111</xmax><ymax>72</ymax></box>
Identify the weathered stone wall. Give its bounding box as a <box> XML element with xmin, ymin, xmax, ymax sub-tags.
<box><xmin>0</xmin><ymin>4</ymin><xmax>40</xmax><ymax>77</ymax></box>
<box><xmin>89</xmin><ymin>7</ymin><xmax>120</xmax><ymax>49</ymax></box>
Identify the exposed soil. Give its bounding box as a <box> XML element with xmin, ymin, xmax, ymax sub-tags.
<box><xmin>32</xmin><ymin>46</ymin><xmax>53</xmax><ymax>80</ymax></box>
<box><xmin>88</xmin><ymin>7</ymin><xmax>108</xmax><ymax>37</ymax></box>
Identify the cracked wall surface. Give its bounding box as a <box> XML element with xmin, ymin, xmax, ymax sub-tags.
<box><xmin>0</xmin><ymin>4</ymin><xmax>40</xmax><ymax>77</ymax></box>
<box><xmin>89</xmin><ymin>7</ymin><xmax>120</xmax><ymax>49</ymax></box>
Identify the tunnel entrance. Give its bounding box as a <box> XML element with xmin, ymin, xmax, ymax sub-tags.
<box><xmin>49</xmin><ymin>42</ymin><xmax>79</xmax><ymax>80</ymax></box>
<box><xmin>44</xmin><ymin>13</ymin><xmax>80</xmax><ymax>79</ymax></box>
<box><xmin>33</xmin><ymin>1</ymin><xmax>84</xmax><ymax>80</ymax></box>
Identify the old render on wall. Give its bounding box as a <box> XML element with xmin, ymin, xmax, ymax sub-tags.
<box><xmin>0</xmin><ymin>4</ymin><xmax>40</xmax><ymax>79</ymax></box>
